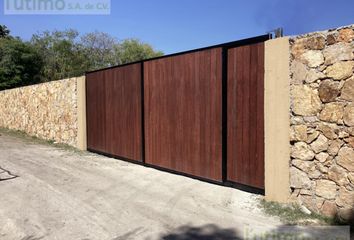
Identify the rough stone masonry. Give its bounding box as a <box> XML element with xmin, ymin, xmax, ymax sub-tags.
<box><xmin>0</xmin><ymin>78</ymin><xmax>79</xmax><ymax>147</ymax></box>
<box><xmin>289</xmin><ymin>25</ymin><xmax>354</xmax><ymax>220</ymax></box>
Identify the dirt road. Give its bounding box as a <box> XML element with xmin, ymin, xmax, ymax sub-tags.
<box><xmin>0</xmin><ymin>134</ymin><xmax>282</xmax><ymax>240</ymax></box>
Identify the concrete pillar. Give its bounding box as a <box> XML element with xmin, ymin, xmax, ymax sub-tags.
<box><xmin>77</xmin><ymin>76</ymin><xmax>87</xmax><ymax>151</ymax></box>
<box><xmin>264</xmin><ymin>37</ymin><xmax>291</xmax><ymax>203</ymax></box>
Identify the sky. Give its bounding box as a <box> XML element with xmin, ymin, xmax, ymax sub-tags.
<box><xmin>0</xmin><ymin>0</ymin><xmax>354</xmax><ymax>54</ymax></box>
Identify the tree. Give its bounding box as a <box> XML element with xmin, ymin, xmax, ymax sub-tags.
<box><xmin>0</xmin><ymin>27</ymin><xmax>164</xmax><ymax>89</ymax></box>
<box><xmin>0</xmin><ymin>25</ymin><xmax>10</xmax><ymax>38</ymax></box>
<box><xmin>0</xmin><ymin>26</ymin><xmax>164</xmax><ymax>90</ymax></box>
<box><xmin>80</xmin><ymin>31</ymin><xmax>119</xmax><ymax>70</ymax></box>
<box><xmin>0</xmin><ymin>38</ymin><xmax>43</xmax><ymax>90</ymax></box>
<box><xmin>80</xmin><ymin>33</ymin><xmax>163</xmax><ymax>70</ymax></box>
<box><xmin>115</xmin><ymin>39</ymin><xmax>163</xmax><ymax>64</ymax></box>
<box><xmin>30</xmin><ymin>30</ymin><xmax>164</xmax><ymax>78</ymax></box>
<box><xmin>31</xmin><ymin>29</ymin><xmax>88</xmax><ymax>81</ymax></box>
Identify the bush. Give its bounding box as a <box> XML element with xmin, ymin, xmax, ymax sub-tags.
<box><xmin>0</xmin><ymin>38</ymin><xmax>43</xmax><ymax>90</ymax></box>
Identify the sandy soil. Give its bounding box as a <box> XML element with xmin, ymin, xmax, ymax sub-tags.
<box><xmin>0</xmin><ymin>134</ymin><xmax>282</xmax><ymax>240</ymax></box>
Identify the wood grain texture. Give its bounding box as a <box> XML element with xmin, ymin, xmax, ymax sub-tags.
<box><xmin>86</xmin><ymin>70</ymin><xmax>106</xmax><ymax>153</ymax></box>
<box><xmin>144</xmin><ymin>48</ymin><xmax>223</xmax><ymax>181</ymax></box>
<box><xmin>86</xmin><ymin>63</ymin><xmax>143</xmax><ymax>161</ymax></box>
<box><xmin>227</xmin><ymin>42</ymin><xmax>265</xmax><ymax>189</ymax></box>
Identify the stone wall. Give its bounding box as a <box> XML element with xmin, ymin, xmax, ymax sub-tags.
<box><xmin>289</xmin><ymin>25</ymin><xmax>354</xmax><ymax>219</ymax></box>
<box><xmin>0</xmin><ymin>77</ymin><xmax>82</xmax><ymax>147</ymax></box>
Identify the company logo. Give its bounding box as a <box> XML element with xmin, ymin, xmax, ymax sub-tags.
<box><xmin>4</xmin><ymin>0</ymin><xmax>111</xmax><ymax>15</ymax></box>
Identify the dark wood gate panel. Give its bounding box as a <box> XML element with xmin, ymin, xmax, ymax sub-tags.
<box><xmin>227</xmin><ymin>42</ymin><xmax>265</xmax><ymax>189</ymax></box>
<box><xmin>144</xmin><ymin>48</ymin><xmax>223</xmax><ymax>181</ymax></box>
<box><xmin>85</xmin><ymin>35</ymin><xmax>269</xmax><ymax>191</ymax></box>
<box><xmin>86</xmin><ymin>63</ymin><xmax>143</xmax><ymax>162</ymax></box>
<box><xmin>86</xmin><ymin>70</ymin><xmax>106</xmax><ymax>153</ymax></box>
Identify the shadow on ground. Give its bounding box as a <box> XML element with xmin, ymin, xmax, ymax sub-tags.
<box><xmin>21</xmin><ymin>236</ymin><xmax>44</xmax><ymax>240</ymax></box>
<box><xmin>0</xmin><ymin>166</ymin><xmax>18</xmax><ymax>181</ymax></box>
<box><xmin>159</xmin><ymin>220</ymin><xmax>353</xmax><ymax>240</ymax></box>
<box><xmin>336</xmin><ymin>207</ymin><xmax>354</xmax><ymax>237</ymax></box>
<box><xmin>274</xmin><ymin>224</ymin><xmax>351</xmax><ymax>239</ymax></box>
<box><xmin>160</xmin><ymin>224</ymin><xmax>241</xmax><ymax>240</ymax></box>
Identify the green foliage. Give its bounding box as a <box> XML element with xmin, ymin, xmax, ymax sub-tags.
<box><xmin>116</xmin><ymin>39</ymin><xmax>164</xmax><ymax>64</ymax></box>
<box><xmin>259</xmin><ymin>199</ymin><xmax>335</xmax><ymax>225</ymax></box>
<box><xmin>30</xmin><ymin>30</ymin><xmax>163</xmax><ymax>82</ymax></box>
<box><xmin>0</xmin><ymin>25</ymin><xmax>10</xmax><ymax>38</ymax></box>
<box><xmin>0</xmin><ymin>26</ymin><xmax>163</xmax><ymax>89</ymax></box>
<box><xmin>0</xmin><ymin>37</ymin><xmax>43</xmax><ymax>90</ymax></box>
<box><xmin>30</xmin><ymin>29</ymin><xmax>88</xmax><ymax>81</ymax></box>
<box><xmin>80</xmin><ymin>31</ymin><xmax>118</xmax><ymax>70</ymax></box>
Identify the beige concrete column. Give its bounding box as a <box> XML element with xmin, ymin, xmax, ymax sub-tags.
<box><xmin>76</xmin><ymin>76</ymin><xmax>87</xmax><ymax>151</ymax></box>
<box><xmin>264</xmin><ymin>37</ymin><xmax>291</xmax><ymax>203</ymax></box>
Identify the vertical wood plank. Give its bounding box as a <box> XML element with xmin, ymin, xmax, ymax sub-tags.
<box><xmin>86</xmin><ymin>63</ymin><xmax>143</xmax><ymax>162</ymax></box>
<box><xmin>256</xmin><ymin>43</ymin><xmax>265</xmax><ymax>188</ymax></box>
<box><xmin>227</xmin><ymin>42</ymin><xmax>265</xmax><ymax>189</ymax></box>
<box><xmin>144</xmin><ymin>48</ymin><xmax>223</xmax><ymax>181</ymax></box>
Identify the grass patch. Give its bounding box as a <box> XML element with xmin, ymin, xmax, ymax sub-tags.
<box><xmin>259</xmin><ymin>199</ymin><xmax>336</xmax><ymax>225</ymax></box>
<box><xmin>0</xmin><ymin>127</ymin><xmax>84</xmax><ymax>154</ymax></box>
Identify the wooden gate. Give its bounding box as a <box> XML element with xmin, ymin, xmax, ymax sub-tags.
<box><xmin>226</xmin><ymin>42</ymin><xmax>265</xmax><ymax>189</ymax></box>
<box><xmin>86</xmin><ymin>63</ymin><xmax>143</xmax><ymax>162</ymax></box>
<box><xmin>144</xmin><ymin>48</ymin><xmax>222</xmax><ymax>181</ymax></box>
<box><xmin>85</xmin><ymin>35</ymin><xmax>269</xmax><ymax>191</ymax></box>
